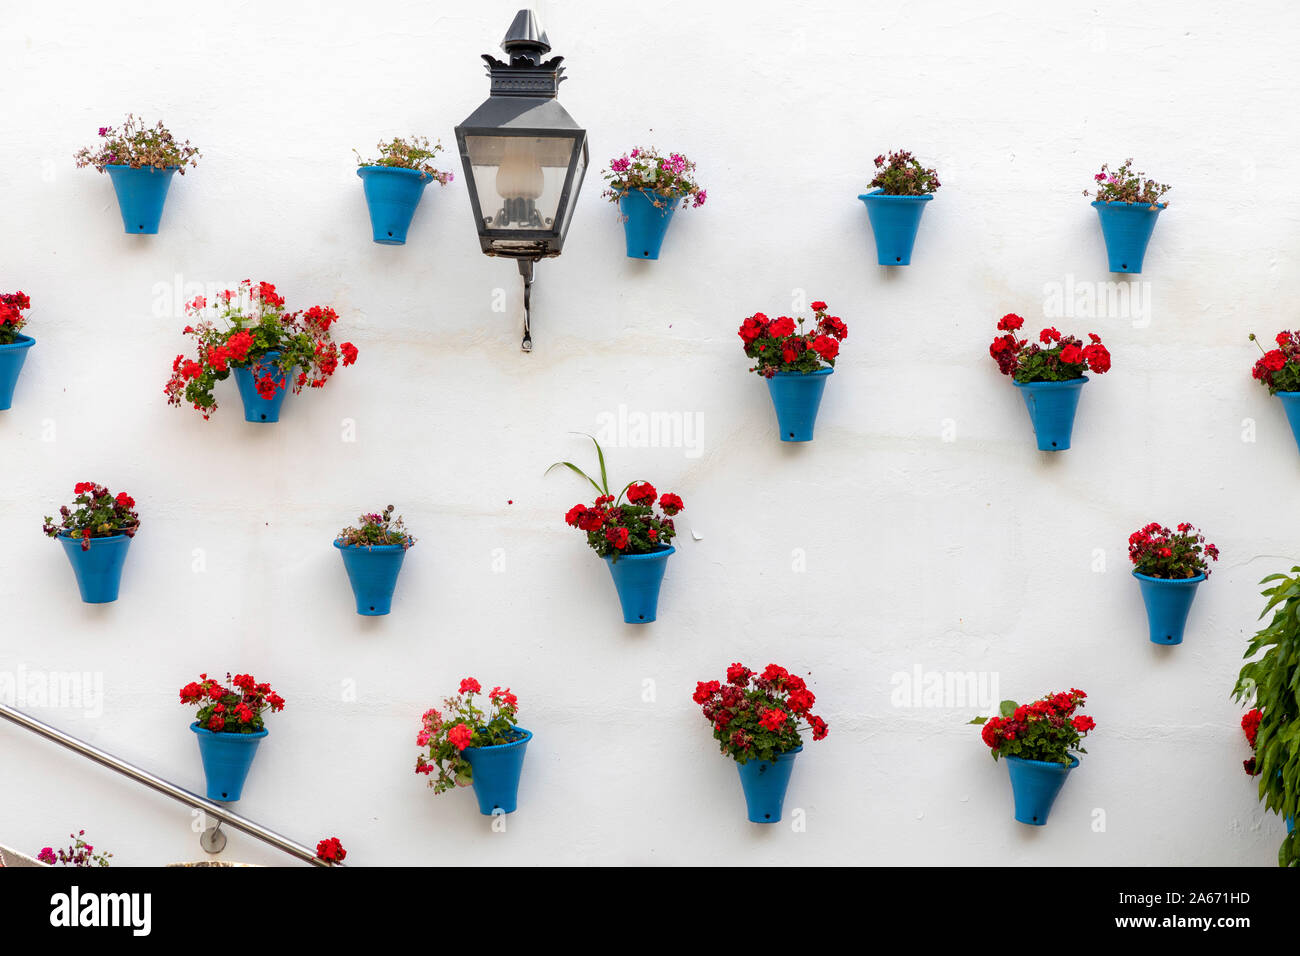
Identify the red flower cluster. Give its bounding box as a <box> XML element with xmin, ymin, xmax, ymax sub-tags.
<box><xmin>1128</xmin><ymin>521</ymin><xmax>1218</xmax><ymax>579</ymax></box>
<box><xmin>0</xmin><ymin>291</ymin><xmax>31</xmax><ymax>345</ymax></box>
<box><xmin>739</xmin><ymin>300</ymin><xmax>848</xmax><ymax>378</ymax></box>
<box><xmin>1249</xmin><ymin>331</ymin><xmax>1300</xmax><ymax>394</ymax></box>
<box><xmin>694</xmin><ymin>662</ymin><xmax>828</xmax><ymax>765</ymax></box>
<box><xmin>989</xmin><ymin>314</ymin><xmax>1111</xmax><ymax>381</ymax></box>
<box><xmin>42</xmin><ymin>482</ymin><xmax>140</xmax><ymax>551</ymax></box>
<box><xmin>315</xmin><ymin>837</ymin><xmax>346</xmax><ymax>864</ymax></box>
<box><xmin>414</xmin><ymin>678</ymin><xmax>522</xmax><ymax>796</ymax></box>
<box><xmin>179</xmin><ymin>672</ymin><xmax>284</xmax><ymax>733</ymax></box>
<box><xmin>1242</xmin><ymin>707</ymin><xmax>1263</xmax><ymax>776</ymax></box>
<box><xmin>164</xmin><ymin>280</ymin><xmax>358</xmax><ymax>419</ymax></box>
<box><xmin>975</xmin><ymin>689</ymin><xmax>1094</xmax><ymax>765</ymax></box>
<box><xmin>565</xmin><ymin>483</ymin><xmax>683</xmax><ymax>560</ymax></box>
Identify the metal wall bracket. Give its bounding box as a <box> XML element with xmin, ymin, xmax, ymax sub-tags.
<box><xmin>200</xmin><ymin>821</ymin><xmax>227</xmax><ymax>854</ymax></box>
<box><xmin>519</xmin><ymin>257</ymin><xmax>536</xmax><ymax>352</ymax></box>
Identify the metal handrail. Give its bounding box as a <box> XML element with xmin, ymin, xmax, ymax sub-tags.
<box><xmin>0</xmin><ymin>703</ymin><xmax>337</xmax><ymax>867</ymax></box>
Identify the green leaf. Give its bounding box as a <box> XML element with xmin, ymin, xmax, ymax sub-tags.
<box><xmin>999</xmin><ymin>700</ymin><xmax>1018</xmax><ymax>718</ymax></box>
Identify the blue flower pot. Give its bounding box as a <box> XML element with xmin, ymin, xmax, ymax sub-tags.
<box><xmin>858</xmin><ymin>189</ymin><xmax>933</xmax><ymax>265</ymax></box>
<box><xmin>334</xmin><ymin>540</ymin><xmax>411</xmax><ymax>615</ymax></box>
<box><xmin>1013</xmin><ymin>377</ymin><xmax>1087</xmax><ymax>451</ymax></box>
<box><xmin>232</xmin><ymin>352</ymin><xmax>289</xmax><ymax>423</ymax></box>
<box><xmin>766</xmin><ymin>367</ymin><xmax>833</xmax><ymax>442</ymax></box>
<box><xmin>1092</xmin><ymin>200</ymin><xmax>1163</xmax><ymax>274</ymax></box>
<box><xmin>1134</xmin><ymin>571</ymin><xmax>1204</xmax><ymax>645</ymax></box>
<box><xmin>1005</xmin><ymin>754</ymin><xmax>1077</xmax><ymax>826</ymax></box>
<box><xmin>190</xmin><ymin>724</ymin><xmax>267</xmax><ymax>802</ymax></box>
<box><xmin>617</xmin><ymin>189</ymin><xmax>681</xmax><ymax>259</ymax></box>
<box><xmin>1275</xmin><ymin>392</ymin><xmax>1300</xmax><ymax>456</ymax></box>
<box><xmin>736</xmin><ymin>747</ymin><xmax>801</xmax><ymax>823</ymax></box>
<box><xmin>357</xmin><ymin>166</ymin><xmax>433</xmax><ymax>245</ymax></box>
<box><xmin>104</xmin><ymin>164</ymin><xmax>177</xmax><ymax>234</ymax></box>
<box><xmin>0</xmin><ymin>334</ymin><xmax>35</xmax><ymax>410</ymax></box>
<box><xmin>57</xmin><ymin>533</ymin><xmax>131</xmax><ymax>604</ymax></box>
<box><xmin>603</xmin><ymin>547</ymin><xmax>674</xmax><ymax>623</ymax></box>
<box><xmin>462</xmin><ymin>726</ymin><xmax>532</xmax><ymax>815</ymax></box>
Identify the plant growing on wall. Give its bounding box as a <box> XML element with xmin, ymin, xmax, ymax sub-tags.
<box><xmin>693</xmin><ymin>663</ymin><xmax>828</xmax><ymax>824</ymax></box>
<box><xmin>1</xmin><ymin>291</ymin><xmax>36</xmax><ymax>411</ymax></box>
<box><xmin>42</xmin><ymin>482</ymin><xmax>140</xmax><ymax>604</ymax></box>
<box><xmin>164</xmin><ymin>280</ymin><xmax>357</xmax><ymax>423</ymax></box>
<box><xmin>1249</xmin><ymin>331</ymin><xmax>1300</xmax><ymax>456</ymax></box>
<box><xmin>1084</xmin><ymin>158</ymin><xmax>1169</xmax><ymax>273</ymax></box>
<box><xmin>334</xmin><ymin>506</ymin><xmax>416</xmax><ymax>616</ymax></box>
<box><xmin>739</xmin><ymin>301</ymin><xmax>847</xmax><ymax>442</ymax></box>
<box><xmin>74</xmin><ymin>116</ymin><xmax>200</xmax><ymax>234</ymax></box>
<box><xmin>180</xmin><ymin>673</ymin><xmax>285</xmax><ymax>803</ymax></box>
<box><xmin>1128</xmin><ymin>521</ymin><xmax>1217</xmax><ymax>645</ymax></box>
<box><xmin>1234</xmin><ymin>568</ymin><xmax>1300</xmax><ymax>866</ymax></box>
<box><xmin>971</xmin><ymin>689</ymin><xmax>1095</xmax><ymax>825</ymax></box>
<box><xmin>415</xmin><ymin>679</ymin><xmax>531</xmax><ymax>815</ymax></box>
<box><xmin>601</xmin><ymin>147</ymin><xmax>706</xmax><ymax>259</ymax></box>
<box><xmin>354</xmin><ymin>136</ymin><xmax>454</xmax><ymax>245</ymax></box>
<box><xmin>549</xmin><ymin>435</ymin><xmax>684</xmax><ymax>624</ymax></box>
<box><xmin>36</xmin><ymin>831</ymin><xmax>112</xmax><ymax>867</ymax></box>
<box><xmin>857</xmin><ymin>150</ymin><xmax>940</xmax><ymax>265</ymax></box>
<box><xmin>990</xmin><ymin>313</ymin><xmax>1110</xmax><ymax>451</ymax></box>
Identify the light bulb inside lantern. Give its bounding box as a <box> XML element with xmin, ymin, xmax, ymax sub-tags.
<box><xmin>496</xmin><ymin>138</ymin><xmax>544</xmax><ymax>201</ymax></box>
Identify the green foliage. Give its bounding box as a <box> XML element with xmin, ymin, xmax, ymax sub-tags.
<box><xmin>868</xmin><ymin>149</ymin><xmax>941</xmax><ymax>196</ymax></box>
<box><xmin>1084</xmin><ymin>158</ymin><xmax>1169</xmax><ymax>207</ymax></box>
<box><xmin>970</xmin><ymin>690</ymin><xmax>1094</xmax><ymax>765</ymax></box>
<box><xmin>415</xmin><ymin>681</ymin><xmax>520</xmax><ymax>795</ymax></box>
<box><xmin>1234</xmin><ymin>568</ymin><xmax>1300</xmax><ymax>867</ymax></box>
<box><xmin>336</xmin><ymin>505</ymin><xmax>414</xmax><ymax>548</ymax></box>
<box><xmin>73</xmin><ymin>114</ymin><xmax>201</xmax><ymax>173</ymax></box>
<box><xmin>354</xmin><ymin>136</ymin><xmax>453</xmax><ymax>184</ymax></box>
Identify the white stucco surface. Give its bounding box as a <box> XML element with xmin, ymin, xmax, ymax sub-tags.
<box><xmin>0</xmin><ymin>0</ymin><xmax>1295</xmax><ymax>865</ymax></box>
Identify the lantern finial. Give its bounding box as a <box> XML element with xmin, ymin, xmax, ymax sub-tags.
<box><xmin>501</xmin><ymin>10</ymin><xmax>551</xmax><ymax>63</ymax></box>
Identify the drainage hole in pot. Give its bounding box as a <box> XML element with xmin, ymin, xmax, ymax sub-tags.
<box><xmin>138</xmin><ymin>225</ymin><xmax>145</xmax><ymax>231</ymax></box>
<box><xmin>221</xmin><ymin>791</ymin><xmax>228</xmax><ymax>799</ymax></box>
<box><xmin>1121</xmin><ymin>263</ymin><xmax>1128</xmax><ymax>270</ymax></box>
<box><xmin>638</xmin><ymin>614</ymin><xmax>645</xmax><ymax>620</ymax></box>
<box><xmin>643</xmin><ymin>250</ymin><xmax>650</xmax><ymax>256</ymax></box>
<box><xmin>260</xmin><ymin>413</ymin><xmax>267</xmax><ymax>421</ymax></box>
<box><xmin>1051</xmin><ymin>441</ymin><xmax>1058</xmax><ymax>447</ymax></box>
<box><xmin>895</xmin><ymin>256</ymin><xmax>901</xmax><ymax>262</ymax></box>
<box><xmin>1032</xmin><ymin>815</ymin><xmax>1038</xmax><ymax>822</ymax></box>
<box><xmin>369</xmin><ymin>606</ymin><xmax>375</xmax><ymax>612</ymax></box>
<box><xmin>764</xmin><ymin>813</ymin><xmax>771</xmax><ymax>820</ymax></box>
<box><xmin>388</xmin><ymin>231</ymin><xmax>393</xmax><ymax>237</ymax></box>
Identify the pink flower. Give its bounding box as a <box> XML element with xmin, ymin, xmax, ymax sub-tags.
<box><xmin>447</xmin><ymin>723</ymin><xmax>473</xmax><ymax>751</ymax></box>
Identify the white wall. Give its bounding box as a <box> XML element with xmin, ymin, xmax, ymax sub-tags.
<box><xmin>0</xmin><ymin>0</ymin><xmax>1293</xmax><ymax>865</ymax></box>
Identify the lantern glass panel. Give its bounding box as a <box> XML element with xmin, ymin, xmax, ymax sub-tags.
<box><xmin>465</xmin><ymin>133</ymin><xmax>579</xmax><ymax>232</ymax></box>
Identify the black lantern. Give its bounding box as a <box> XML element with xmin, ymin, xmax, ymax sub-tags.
<box><xmin>454</xmin><ymin>9</ymin><xmax>589</xmax><ymax>352</ymax></box>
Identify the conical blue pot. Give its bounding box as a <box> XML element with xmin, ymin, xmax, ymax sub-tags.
<box><xmin>766</xmin><ymin>367</ymin><xmax>833</xmax><ymax>442</ymax></box>
<box><xmin>603</xmin><ymin>546</ymin><xmax>674</xmax><ymax>623</ymax></box>
<box><xmin>463</xmin><ymin>726</ymin><xmax>532</xmax><ymax>814</ymax></box>
<box><xmin>357</xmin><ymin>166</ymin><xmax>433</xmax><ymax>245</ymax></box>
<box><xmin>104</xmin><ymin>164</ymin><xmax>177</xmax><ymax>234</ymax></box>
<box><xmin>334</xmin><ymin>540</ymin><xmax>411</xmax><ymax>615</ymax></box>
<box><xmin>232</xmin><ymin>352</ymin><xmax>289</xmax><ymax>423</ymax></box>
<box><xmin>1005</xmin><ymin>754</ymin><xmax>1077</xmax><ymax>826</ymax></box>
<box><xmin>1275</xmin><ymin>392</ymin><xmax>1300</xmax><ymax>455</ymax></box>
<box><xmin>1092</xmin><ymin>200</ymin><xmax>1163</xmax><ymax>274</ymax></box>
<box><xmin>1134</xmin><ymin>571</ymin><xmax>1204</xmax><ymax>645</ymax></box>
<box><xmin>1013</xmin><ymin>377</ymin><xmax>1087</xmax><ymax>451</ymax></box>
<box><xmin>736</xmin><ymin>746</ymin><xmax>801</xmax><ymax>824</ymax></box>
<box><xmin>190</xmin><ymin>724</ymin><xmax>267</xmax><ymax>802</ymax></box>
<box><xmin>617</xmin><ymin>189</ymin><xmax>680</xmax><ymax>259</ymax></box>
<box><xmin>858</xmin><ymin>189</ymin><xmax>933</xmax><ymax>265</ymax></box>
<box><xmin>0</xmin><ymin>334</ymin><xmax>35</xmax><ymax>410</ymax></box>
<box><xmin>57</xmin><ymin>533</ymin><xmax>131</xmax><ymax>604</ymax></box>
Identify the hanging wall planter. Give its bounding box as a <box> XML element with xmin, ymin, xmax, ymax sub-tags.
<box><xmin>181</xmin><ymin>673</ymin><xmax>284</xmax><ymax>803</ymax></box>
<box><xmin>550</xmin><ymin>435</ymin><xmax>685</xmax><ymax>624</ymax></box>
<box><xmin>1248</xmin><ymin>331</ymin><xmax>1300</xmax><ymax>456</ymax></box>
<box><xmin>989</xmin><ymin>313</ymin><xmax>1111</xmax><ymax>451</ymax></box>
<box><xmin>0</xmin><ymin>291</ymin><xmax>35</xmax><ymax>411</ymax></box>
<box><xmin>972</xmin><ymin>689</ymin><xmax>1094</xmax><ymax>827</ymax></box>
<box><xmin>1085</xmin><ymin>160</ymin><xmax>1170</xmax><ymax>274</ymax></box>
<box><xmin>334</xmin><ymin>506</ymin><xmax>416</xmax><ymax>616</ymax></box>
<box><xmin>602</xmin><ymin>147</ymin><xmax>706</xmax><ymax>260</ymax></box>
<box><xmin>74</xmin><ymin>116</ymin><xmax>200</xmax><ymax>235</ymax></box>
<box><xmin>603</xmin><ymin>547</ymin><xmax>674</xmax><ymax>623</ymax></box>
<box><xmin>165</xmin><ymin>279</ymin><xmax>358</xmax><ymax>423</ymax></box>
<box><xmin>739</xmin><ymin>301</ymin><xmax>848</xmax><ymax>443</ymax></box>
<box><xmin>1004</xmin><ymin>755</ymin><xmax>1078</xmax><ymax>826</ymax></box>
<box><xmin>43</xmin><ymin>482</ymin><xmax>140</xmax><ymax>604</ymax></box>
<box><xmin>1128</xmin><ymin>521</ymin><xmax>1217</xmax><ymax>645</ymax></box>
<box><xmin>354</xmin><ymin>136</ymin><xmax>454</xmax><ymax>245</ymax></box>
<box><xmin>856</xmin><ymin>150</ymin><xmax>940</xmax><ymax>265</ymax></box>
<box><xmin>415</xmin><ymin>679</ymin><xmax>530</xmax><ymax>815</ymax></box>
<box><xmin>694</xmin><ymin>663</ymin><xmax>828</xmax><ymax>824</ymax></box>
